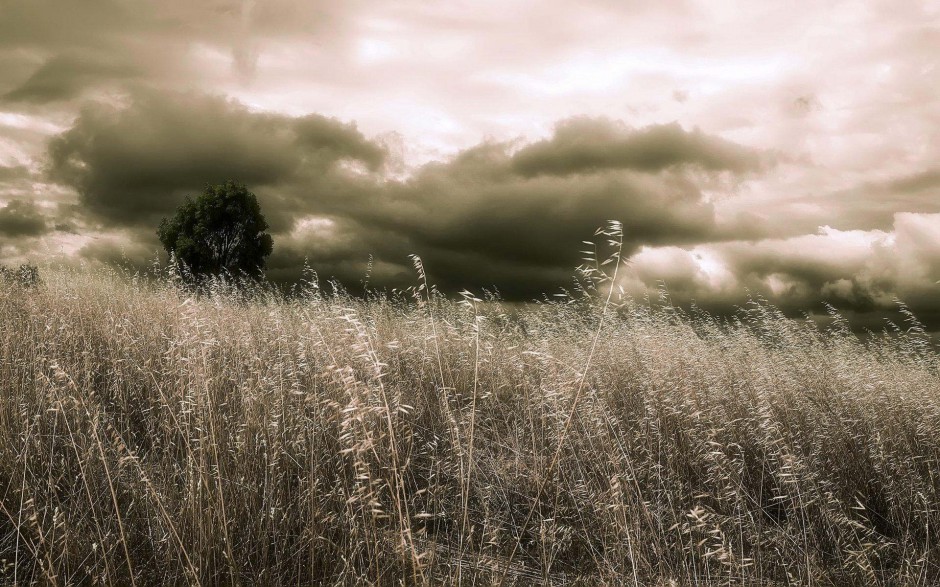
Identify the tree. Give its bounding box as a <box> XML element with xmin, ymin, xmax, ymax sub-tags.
<box><xmin>158</xmin><ymin>181</ymin><xmax>273</xmax><ymax>283</ymax></box>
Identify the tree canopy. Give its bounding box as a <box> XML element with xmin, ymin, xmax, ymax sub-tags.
<box><xmin>158</xmin><ymin>181</ymin><xmax>273</xmax><ymax>282</ymax></box>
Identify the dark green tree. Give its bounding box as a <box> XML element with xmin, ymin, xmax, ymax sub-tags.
<box><xmin>158</xmin><ymin>181</ymin><xmax>273</xmax><ymax>282</ymax></box>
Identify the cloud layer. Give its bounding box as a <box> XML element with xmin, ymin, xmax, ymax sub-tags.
<box><xmin>621</xmin><ymin>214</ymin><xmax>940</xmax><ymax>328</ymax></box>
<box><xmin>0</xmin><ymin>0</ymin><xmax>938</xmax><ymax>328</ymax></box>
<box><xmin>30</xmin><ymin>91</ymin><xmax>940</xmax><ymax>329</ymax></box>
<box><xmin>0</xmin><ymin>199</ymin><xmax>48</xmax><ymax>238</ymax></box>
<box><xmin>41</xmin><ymin>92</ymin><xmax>771</xmax><ymax>298</ymax></box>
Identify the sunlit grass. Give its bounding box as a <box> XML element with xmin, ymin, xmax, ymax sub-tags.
<box><xmin>1</xmin><ymin>254</ymin><xmax>938</xmax><ymax>585</ymax></box>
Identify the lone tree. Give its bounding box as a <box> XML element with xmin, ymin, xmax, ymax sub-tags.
<box><xmin>158</xmin><ymin>181</ymin><xmax>273</xmax><ymax>282</ymax></box>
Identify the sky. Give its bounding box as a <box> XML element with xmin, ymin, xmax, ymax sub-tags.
<box><xmin>0</xmin><ymin>0</ymin><xmax>939</xmax><ymax>328</ymax></box>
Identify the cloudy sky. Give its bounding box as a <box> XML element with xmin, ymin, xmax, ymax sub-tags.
<box><xmin>1</xmin><ymin>0</ymin><xmax>939</xmax><ymax>327</ymax></box>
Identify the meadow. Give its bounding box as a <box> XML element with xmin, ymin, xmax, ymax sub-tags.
<box><xmin>1</xmin><ymin>256</ymin><xmax>939</xmax><ymax>585</ymax></box>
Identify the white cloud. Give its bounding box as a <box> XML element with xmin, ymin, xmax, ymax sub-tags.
<box><xmin>619</xmin><ymin>214</ymin><xmax>940</xmax><ymax>318</ymax></box>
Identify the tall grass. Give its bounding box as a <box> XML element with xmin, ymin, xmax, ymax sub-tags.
<box><xmin>1</xmin><ymin>259</ymin><xmax>938</xmax><ymax>585</ymax></box>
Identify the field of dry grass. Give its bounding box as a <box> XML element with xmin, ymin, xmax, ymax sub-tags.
<box><xmin>1</xmin><ymin>259</ymin><xmax>939</xmax><ymax>585</ymax></box>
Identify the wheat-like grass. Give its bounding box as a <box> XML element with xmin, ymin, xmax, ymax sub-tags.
<box><xmin>0</xmin><ymin>260</ymin><xmax>938</xmax><ymax>585</ymax></box>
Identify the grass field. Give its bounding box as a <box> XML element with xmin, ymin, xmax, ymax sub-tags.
<box><xmin>1</xmin><ymin>260</ymin><xmax>939</xmax><ymax>585</ymax></box>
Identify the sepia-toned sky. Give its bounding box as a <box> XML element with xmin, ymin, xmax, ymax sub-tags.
<box><xmin>1</xmin><ymin>0</ymin><xmax>939</xmax><ymax>327</ymax></box>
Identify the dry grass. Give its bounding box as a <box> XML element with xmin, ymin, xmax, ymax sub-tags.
<box><xmin>1</xmin><ymin>255</ymin><xmax>939</xmax><ymax>585</ymax></box>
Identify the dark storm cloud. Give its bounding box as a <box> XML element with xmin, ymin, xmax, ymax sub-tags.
<box><xmin>47</xmin><ymin>91</ymin><xmax>385</xmax><ymax>229</ymax></box>
<box><xmin>512</xmin><ymin>118</ymin><xmax>763</xmax><ymax>177</ymax></box>
<box><xmin>3</xmin><ymin>54</ymin><xmax>140</xmax><ymax>104</ymax></box>
<box><xmin>0</xmin><ymin>0</ymin><xmax>359</xmax><ymax>108</ymax></box>
<box><xmin>0</xmin><ymin>164</ymin><xmax>46</xmax><ymax>227</ymax></box>
<box><xmin>55</xmin><ymin>92</ymin><xmax>935</xmax><ymax>318</ymax></box>
<box><xmin>360</xmin><ymin>138</ymin><xmax>726</xmax><ymax>296</ymax></box>
<box><xmin>352</xmin><ymin>116</ymin><xmax>774</xmax><ymax>295</ymax></box>
<box><xmin>45</xmin><ymin>92</ymin><xmax>763</xmax><ymax>297</ymax></box>
<box><xmin>265</xmin><ymin>217</ymin><xmax>415</xmax><ymax>291</ymax></box>
<box><xmin>0</xmin><ymin>1</ymin><xmax>172</xmax><ymax>101</ymax></box>
<box><xmin>293</xmin><ymin>116</ymin><xmax>386</xmax><ymax>170</ymax></box>
<box><xmin>0</xmin><ymin>199</ymin><xmax>48</xmax><ymax>237</ymax></box>
<box><xmin>241</xmin><ymin>117</ymin><xmax>754</xmax><ymax>297</ymax></box>
<box><xmin>0</xmin><ymin>1</ymin><xmax>132</xmax><ymax>51</ymax></box>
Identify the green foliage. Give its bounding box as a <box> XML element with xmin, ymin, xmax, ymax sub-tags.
<box><xmin>157</xmin><ymin>181</ymin><xmax>273</xmax><ymax>282</ymax></box>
